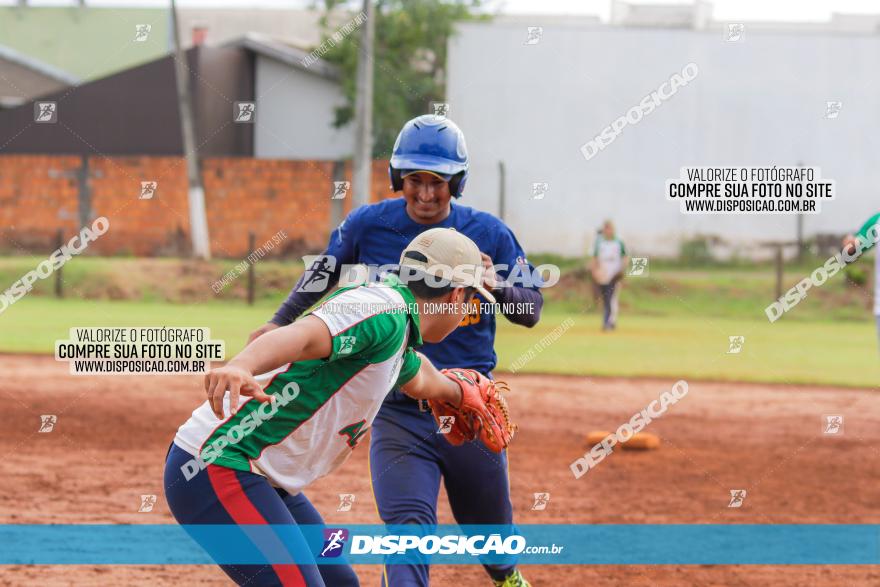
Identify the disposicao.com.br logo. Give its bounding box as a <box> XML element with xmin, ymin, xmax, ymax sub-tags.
<box><xmin>349</xmin><ymin>534</ymin><xmax>532</xmax><ymax>556</ymax></box>
<box><xmin>308</xmin><ymin>526</ymin><xmax>565</xmax><ymax>562</ymax></box>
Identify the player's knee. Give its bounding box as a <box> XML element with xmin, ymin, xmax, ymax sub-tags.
<box><xmin>380</xmin><ymin>510</ymin><xmax>437</xmax><ymax>528</ymax></box>
<box><xmin>320</xmin><ymin>564</ymin><xmax>360</xmax><ymax>587</ymax></box>
<box><xmin>393</xmin><ymin>512</ymin><xmax>437</xmax><ymax>526</ymax></box>
<box><xmin>372</xmin><ymin>482</ymin><xmax>439</xmax><ymax>526</ymax></box>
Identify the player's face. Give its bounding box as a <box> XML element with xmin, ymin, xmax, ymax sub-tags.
<box><xmin>402</xmin><ymin>172</ymin><xmax>452</xmax><ymax>224</ymax></box>
<box><xmin>421</xmin><ymin>287</ymin><xmax>469</xmax><ymax>343</ymax></box>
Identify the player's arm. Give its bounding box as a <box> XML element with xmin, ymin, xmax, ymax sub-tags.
<box><xmin>206</xmin><ymin>316</ymin><xmax>332</xmax><ymax>418</ymax></box>
<box><xmin>486</xmin><ymin>224</ymin><xmax>544</xmax><ymax>328</ymax></box>
<box><xmin>843</xmin><ymin>212</ymin><xmax>880</xmax><ymax>255</ymax></box>
<box><xmin>399</xmin><ymin>352</ymin><xmax>461</xmax><ymax>406</ymax></box>
<box><xmin>248</xmin><ymin>209</ymin><xmax>363</xmax><ymax>343</ymax></box>
<box><xmin>489</xmin><ymin>267</ymin><xmax>543</xmax><ymax>328</ymax></box>
<box><xmin>589</xmin><ymin>238</ymin><xmax>599</xmax><ymax>277</ymax></box>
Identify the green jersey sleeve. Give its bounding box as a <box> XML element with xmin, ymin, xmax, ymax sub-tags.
<box><xmin>395</xmin><ymin>347</ymin><xmax>422</xmax><ymax>387</ymax></box>
<box><xmin>855</xmin><ymin>212</ymin><xmax>880</xmax><ymax>250</ymax></box>
<box><xmin>324</xmin><ymin>312</ymin><xmax>408</xmax><ymax>363</ymax></box>
<box><xmin>311</xmin><ymin>287</ymin><xmax>409</xmax><ymax>364</ymax></box>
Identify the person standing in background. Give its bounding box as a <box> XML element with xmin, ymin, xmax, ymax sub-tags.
<box><xmin>843</xmin><ymin>212</ymin><xmax>880</xmax><ymax>348</ymax></box>
<box><xmin>590</xmin><ymin>220</ymin><xmax>628</xmax><ymax>331</ymax></box>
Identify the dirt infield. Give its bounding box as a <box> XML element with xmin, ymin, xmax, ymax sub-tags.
<box><xmin>1</xmin><ymin>355</ymin><xmax>878</xmax><ymax>586</ymax></box>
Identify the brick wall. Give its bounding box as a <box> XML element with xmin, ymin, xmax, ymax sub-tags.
<box><xmin>0</xmin><ymin>155</ymin><xmax>395</xmax><ymax>258</ymax></box>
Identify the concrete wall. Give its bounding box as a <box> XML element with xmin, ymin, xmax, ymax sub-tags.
<box><xmin>254</xmin><ymin>55</ymin><xmax>354</xmax><ymax>160</ymax></box>
<box><xmin>447</xmin><ymin>22</ymin><xmax>880</xmax><ymax>257</ymax></box>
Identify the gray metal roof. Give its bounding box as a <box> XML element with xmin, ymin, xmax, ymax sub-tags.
<box><xmin>0</xmin><ymin>44</ymin><xmax>80</xmax><ymax>86</ymax></box>
<box><xmin>224</xmin><ymin>33</ymin><xmax>341</xmax><ymax>81</ymax></box>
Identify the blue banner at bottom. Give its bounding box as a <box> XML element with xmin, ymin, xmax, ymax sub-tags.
<box><xmin>0</xmin><ymin>525</ymin><xmax>877</xmax><ymax>565</ymax></box>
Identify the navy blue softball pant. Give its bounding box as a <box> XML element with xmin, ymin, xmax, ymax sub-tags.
<box><xmin>369</xmin><ymin>398</ymin><xmax>516</xmax><ymax>586</ymax></box>
<box><xmin>164</xmin><ymin>442</ymin><xmax>359</xmax><ymax>587</ymax></box>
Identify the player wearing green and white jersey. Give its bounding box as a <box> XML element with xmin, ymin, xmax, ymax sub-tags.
<box><xmin>844</xmin><ymin>213</ymin><xmax>880</xmax><ymax>346</ymax></box>
<box><xmin>174</xmin><ymin>277</ymin><xmax>424</xmax><ymax>492</ymax></box>
<box><xmin>163</xmin><ymin>228</ymin><xmax>498</xmax><ymax>587</ymax></box>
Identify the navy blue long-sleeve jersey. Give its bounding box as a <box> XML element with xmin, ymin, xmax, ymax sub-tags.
<box><xmin>271</xmin><ymin>198</ymin><xmax>543</xmax><ymax>375</ymax></box>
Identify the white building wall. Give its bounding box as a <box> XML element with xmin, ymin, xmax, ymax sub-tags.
<box><xmin>254</xmin><ymin>55</ymin><xmax>354</xmax><ymax>160</ymax></box>
<box><xmin>447</xmin><ymin>22</ymin><xmax>880</xmax><ymax>257</ymax></box>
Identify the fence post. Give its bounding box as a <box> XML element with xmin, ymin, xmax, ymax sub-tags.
<box><xmin>498</xmin><ymin>161</ymin><xmax>506</xmax><ymax>222</ymax></box>
<box><xmin>775</xmin><ymin>246</ymin><xmax>783</xmax><ymax>300</ymax></box>
<box><xmin>330</xmin><ymin>160</ymin><xmax>346</xmax><ymax>231</ymax></box>
<box><xmin>54</xmin><ymin>229</ymin><xmax>63</xmax><ymax>299</ymax></box>
<box><xmin>77</xmin><ymin>155</ymin><xmax>91</xmax><ymax>228</ymax></box>
<box><xmin>247</xmin><ymin>232</ymin><xmax>255</xmax><ymax>306</ymax></box>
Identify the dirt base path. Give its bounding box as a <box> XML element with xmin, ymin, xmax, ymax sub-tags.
<box><xmin>1</xmin><ymin>356</ymin><xmax>877</xmax><ymax>585</ymax></box>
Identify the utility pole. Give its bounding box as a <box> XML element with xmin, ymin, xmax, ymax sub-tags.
<box><xmin>170</xmin><ymin>0</ymin><xmax>211</xmax><ymax>259</ymax></box>
<box><xmin>498</xmin><ymin>161</ymin><xmax>506</xmax><ymax>222</ymax></box>
<box><xmin>795</xmin><ymin>160</ymin><xmax>805</xmax><ymax>263</ymax></box>
<box><xmin>352</xmin><ymin>0</ymin><xmax>375</xmax><ymax>207</ymax></box>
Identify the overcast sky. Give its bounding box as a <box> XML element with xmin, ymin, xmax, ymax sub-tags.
<box><xmin>4</xmin><ymin>0</ymin><xmax>880</xmax><ymax>22</ymax></box>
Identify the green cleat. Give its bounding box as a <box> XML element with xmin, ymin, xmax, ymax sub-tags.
<box><xmin>493</xmin><ymin>569</ymin><xmax>531</xmax><ymax>587</ymax></box>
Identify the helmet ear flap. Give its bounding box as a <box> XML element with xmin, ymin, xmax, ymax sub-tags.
<box><xmin>449</xmin><ymin>171</ymin><xmax>466</xmax><ymax>198</ymax></box>
<box><xmin>389</xmin><ymin>166</ymin><xmax>404</xmax><ymax>192</ymax></box>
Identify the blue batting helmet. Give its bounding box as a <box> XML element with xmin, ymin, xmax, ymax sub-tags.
<box><xmin>388</xmin><ymin>115</ymin><xmax>469</xmax><ymax>198</ymax></box>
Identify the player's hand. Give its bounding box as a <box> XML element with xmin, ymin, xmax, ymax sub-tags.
<box><xmin>248</xmin><ymin>322</ymin><xmax>280</xmax><ymax>345</ymax></box>
<box><xmin>204</xmin><ymin>365</ymin><xmax>271</xmax><ymax>419</ymax></box>
<box><xmin>479</xmin><ymin>253</ymin><xmax>501</xmax><ymax>291</ymax></box>
<box><xmin>842</xmin><ymin>234</ymin><xmax>859</xmax><ymax>255</ymax></box>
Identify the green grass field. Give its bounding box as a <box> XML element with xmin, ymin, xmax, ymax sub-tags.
<box><xmin>2</xmin><ymin>255</ymin><xmax>878</xmax><ymax>386</ymax></box>
<box><xmin>3</xmin><ymin>296</ymin><xmax>878</xmax><ymax>388</ymax></box>
<box><xmin>0</xmin><ymin>254</ymin><xmax>873</xmax><ymax>320</ymax></box>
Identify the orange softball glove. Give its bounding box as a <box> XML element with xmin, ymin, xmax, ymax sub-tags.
<box><xmin>429</xmin><ymin>368</ymin><xmax>516</xmax><ymax>453</ymax></box>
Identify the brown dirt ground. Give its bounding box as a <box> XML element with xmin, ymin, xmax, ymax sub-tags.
<box><xmin>0</xmin><ymin>355</ymin><xmax>878</xmax><ymax>586</ymax></box>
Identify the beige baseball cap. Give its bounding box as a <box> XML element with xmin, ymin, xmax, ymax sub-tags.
<box><xmin>399</xmin><ymin>228</ymin><xmax>495</xmax><ymax>303</ymax></box>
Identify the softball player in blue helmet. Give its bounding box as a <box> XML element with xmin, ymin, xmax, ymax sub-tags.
<box><xmin>388</xmin><ymin>114</ymin><xmax>470</xmax><ymax>197</ymax></box>
<box><xmin>252</xmin><ymin>114</ymin><xmax>543</xmax><ymax>586</ymax></box>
